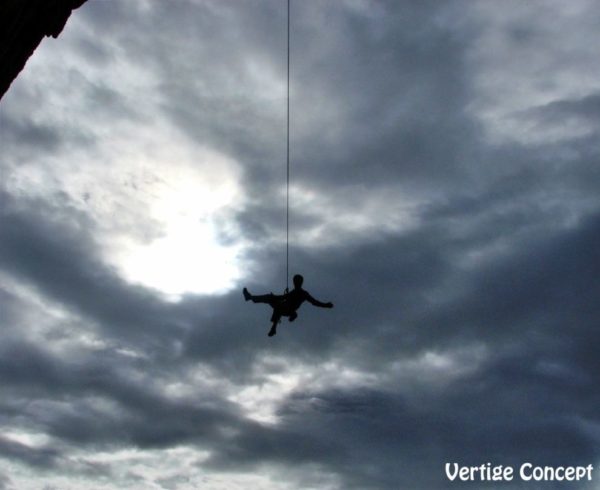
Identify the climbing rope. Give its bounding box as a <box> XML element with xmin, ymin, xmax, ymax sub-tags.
<box><xmin>285</xmin><ymin>0</ymin><xmax>291</xmax><ymax>292</ymax></box>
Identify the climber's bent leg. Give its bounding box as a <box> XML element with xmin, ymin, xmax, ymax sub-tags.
<box><xmin>268</xmin><ymin>311</ymin><xmax>282</xmax><ymax>337</ymax></box>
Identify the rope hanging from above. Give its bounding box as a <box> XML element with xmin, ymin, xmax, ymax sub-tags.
<box><xmin>285</xmin><ymin>0</ymin><xmax>291</xmax><ymax>292</ymax></box>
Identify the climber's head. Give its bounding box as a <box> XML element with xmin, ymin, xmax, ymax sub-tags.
<box><xmin>293</xmin><ymin>274</ymin><xmax>304</xmax><ymax>289</ymax></box>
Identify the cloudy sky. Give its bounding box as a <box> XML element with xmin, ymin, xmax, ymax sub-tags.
<box><xmin>1</xmin><ymin>0</ymin><xmax>600</xmax><ymax>488</ymax></box>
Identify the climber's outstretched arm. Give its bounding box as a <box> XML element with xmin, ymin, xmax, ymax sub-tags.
<box><xmin>306</xmin><ymin>292</ymin><xmax>333</xmax><ymax>308</ymax></box>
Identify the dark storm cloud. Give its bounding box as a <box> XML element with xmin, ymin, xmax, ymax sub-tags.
<box><xmin>193</xmin><ymin>193</ymin><xmax>600</xmax><ymax>488</ymax></box>
<box><xmin>0</xmin><ymin>328</ymin><xmax>253</xmax><ymax>454</ymax></box>
<box><xmin>84</xmin><ymin>0</ymin><xmax>480</xmax><ymax>207</ymax></box>
<box><xmin>187</xmin><ymin>0</ymin><xmax>488</xmax><ymax>261</ymax></box>
<box><xmin>531</xmin><ymin>92</ymin><xmax>600</xmax><ymax>125</ymax></box>
<box><xmin>435</xmin><ymin>212</ymin><xmax>600</xmax><ymax>341</ymax></box>
<box><xmin>75</xmin><ymin>0</ymin><xmax>286</xmax><ymax>142</ymax></box>
<box><xmin>193</xmin><ymin>206</ymin><xmax>600</xmax><ymax>489</ymax></box>
<box><xmin>287</xmin><ymin>2</ymin><xmax>480</xmax><ymax>188</ymax></box>
<box><xmin>0</xmin><ymin>436</ymin><xmax>60</xmax><ymax>469</ymax></box>
<box><xmin>252</xmin><ymin>352</ymin><xmax>597</xmax><ymax>490</ymax></box>
<box><xmin>0</xmin><ymin>191</ymin><xmax>182</xmax><ymax>346</ymax></box>
<box><xmin>194</xmin><ymin>172</ymin><xmax>600</xmax><ymax>488</ymax></box>
<box><xmin>0</xmin><ymin>112</ymin><xmax>62</xmax><ymax>152</ymax></box>
<box><xmin>0</xmin><ymin>433</ymin><xmax>127</xmax><ymax>482</ymax></box>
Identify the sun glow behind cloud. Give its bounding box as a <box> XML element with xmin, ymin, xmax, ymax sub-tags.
<box><xmin>4</xmin><ymin>111</ymin><xmax>247</xmax><ymax>300</ymax></box>
<box><xmin>106</xmin><ymin>145</ymin><xmax>247</xmax><ymax>300</ymax></box>
<box><xmin>113</xmin><ymin>165</ymin><xmax>244</xmax><ymax>299</ymax></box>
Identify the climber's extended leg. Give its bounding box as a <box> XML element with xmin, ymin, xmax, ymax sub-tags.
<box><xmin>243</xmin><ymin>288</ymin><xmax>281</xmax><ymax>307</ymax></box>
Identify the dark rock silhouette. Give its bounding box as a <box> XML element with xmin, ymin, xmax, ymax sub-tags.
<box><xmin>0</xmin><ymin>0</ymin><xmax>88</xmax><ymax>101</ymax></box>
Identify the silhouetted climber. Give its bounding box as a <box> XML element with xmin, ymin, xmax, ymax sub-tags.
<box><xmin>243</xmin><ymin>274</ymin><xmax>333</xmax><ymax>337</ymax></box>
